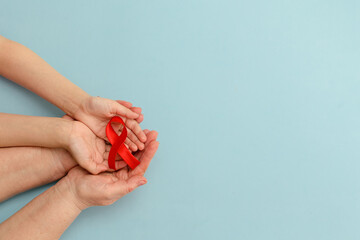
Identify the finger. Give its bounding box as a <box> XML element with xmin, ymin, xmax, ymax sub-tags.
<box><xmin>62</xmin><ymin>115</ymin><xmax>74</xmax><ymax>120</ymax></box>
<box><xmin>133</xmin><ymin>130</ymin><xmax>158</xmax><ymax>160</ymax></box>
<box><xmin>117</xmin><ymin>102</ymin><xmax>143</xmax><ymax>123</ymax></box>
<box><xmin>132</xmin><ymin>130</ymin><xmax>158</xmax><ymax>166</ymax></box>
<box><xmin>143</xmin><ymin>130</ymin><xmax>158</xmax><ymax>148</ymax></box>
<box><xmin>98</xmin><ymin>171</ymin><xmax>117</xmax><ymax>177</ymax></box>
<box><xmin>124</xmin><ymin>143</ymin><xmax>130</xmax><ymax>151</ymax></box>
<box><xmin>133</xmin><ymin>135</ymin><xmax>157</xmax><ymax>162</ymax></box>
<box><xmin>82</xmin><ymin>160</ymin><xmax>106</xmax><ymax>175</ymax></box>
<box><xmin>136</xmin><ymin>114</ymin><xmax>144</xmax><ymax>124</ymax></box>
<box><xmin>116</xmin><ymin>100</ymin><xmax>133</xmax><ymax>108</ymax></box>
<box><xmin>106</xmin><ymin>136</ymin><xmax>137</xmax><ymax>154</ymax></box>
<box><xmin>109</xmin><ymin>175</ymin><xmax>147</xmax><ymax>197</ymax></box>
<box><xmin>81</xmin><ymin>161</ymin><xmax>98</xmax><ymax>174</ymax></box>
<box><xmin>113</xmin><ymin>102</ymin><xmax>139</xmax><ymax>119</ymax></box>
<box><xmin>132</xmin><ymin>141</ymin><xmax>159</xmax><ymax>176</ymax></box>
<box><xmin>125</xmin><ymin>127</ymin><xmax>145</xmax><ymax>150</ymax></box>
<box><xmin>130</xmin><ymin>107</ymin><xmax>142</xmax><ymax>115</ymax></box>
<box><xmin>130</xmin><ymin>107</ymin><xmax>143</xmax><ymax>124</ymax></box>
<box><xmin>97</xmin><ymin>162</ymin><xmax>109</xmax><ymax>174</ymax></box>
<box><xmin>122</xmin><ymin>136</ymin><xmax>138</xmax><ymax>151</ymax></box>
<box><xmin>109</xmin><ymin>120</ymin><xmax>137</xmax><ymax>151</ymax></box>
<box><xmin>125</xmin><ymin>119</ymin><xmax>147</xmax><ymax>142</ymax></box>
<box><xmin>143</xmin><ymin>129</ymin><xmax>150</xmax><ymax>135</ymax></box>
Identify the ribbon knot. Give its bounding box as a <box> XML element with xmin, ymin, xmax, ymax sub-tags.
<box><xmin>106</xmin><ymin>116</ymin><xmax>140</xmax><ymax>170</ymax></box>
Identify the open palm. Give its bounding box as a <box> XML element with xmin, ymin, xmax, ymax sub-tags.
<box><xmin>68</xmin><ymin>121</ymin><xmax>108</xmax><ymax>174</ymax></box>
<box><xmin>65</xmin><ymin>130</ymin><xmax>159</xmax><ymax>209</ymax></box>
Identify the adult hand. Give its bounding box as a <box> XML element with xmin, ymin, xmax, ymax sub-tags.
<box><xmin>73</xmin><ymin>96</ymin><xmax>147</xmax><ymax>152</ymax></box>
<box><xmin>62</xmin><ymin>130</ymin><xmax>159</xmax><ymax>209</ymax></box>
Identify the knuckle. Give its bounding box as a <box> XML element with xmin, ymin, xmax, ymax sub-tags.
<box><xmin>128</xmin><ymin>132</ymin><xmax>138</xmax><ymax>142</ymax></box>
<box><xmin>131</xmin><ymin>144</ymin><xmax>138</xmax><ymax>151</ymax></box>
<box><xmin>127</xmin><ymin>120</ymin><xmax>136</xmax><ymax>129</ymax></box>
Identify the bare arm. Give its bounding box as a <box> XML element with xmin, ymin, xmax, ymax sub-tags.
<box><xmin>0</xmin><ymin>113</ymin><xmax>114</xmax><ymax>174</ymax></box>
<box><xmin>0</xmin><ymin>130</ymin><xmax>159</xmax><ymax>240</ymax></box>
<box><xmin>0</xmin><ymin>113</ymin><xmax>71</xmax><ymax>149</ymax></box>
<box><xmin>0</xmin><ymin>147</ymin><xmax>76</xmax><ymax>202</ymax></box>
<box><xmin>0</xmin><ymin>179</ymin><xmax>81</xmax><ymax>240</ymax></box>
<box><xmin>0</xmin><ymin>35</ymin><xmax>146</xmax><ymax>151</ymax></box>
<box><xmin>0</xmin><ymin>35</ymin><xmax>88</xmax><ymax>116</ymax></box>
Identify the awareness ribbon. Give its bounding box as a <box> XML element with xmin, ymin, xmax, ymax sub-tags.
<box><xmin>106</xmin><ymin>116</ymin><xmax>140</xmax><ymax>170</ymax></box>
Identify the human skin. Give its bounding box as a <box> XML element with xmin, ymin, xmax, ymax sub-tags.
<box><xmin>0</xmin><ymin>130</ymin><xmax>159</xmax><ymax>240</ymax></box>
<box><xmin>0</xmin><ymin>113</ymin><xmax>128</xmax><ymax>174</ymax></box>
<box><xmin>0</xmin><ymin>35</ymin><xmax>146</xmax><ymax>151</ymax></box>
<box><xmin>0</xmin><ymin>113</ymin><xmax>144</xmax><ymax>202</ymax></box>
<box><xmin>0</xmin><ymin>147</ymin><xmax>76</xmax><ymax>202</ymax></box>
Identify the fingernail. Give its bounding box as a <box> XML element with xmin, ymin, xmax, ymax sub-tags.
<box><xmin>138</xmin><ymin>180</ymin><xmax>147</xmax><ymax>186</ymax></box>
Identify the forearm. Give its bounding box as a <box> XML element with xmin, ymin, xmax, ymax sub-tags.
<box><xmin>0</xmin><ymin>147</ymin><xmax>76</xmax><ymax>202</ymax></box>
<box><xmin>0</xmin><ymin>36</ymin><xmax>89</xmax><ymax>116</ymax></box>
<box><xmin>0</xmin><ymin>113</ymin><xmax>72</xmax><ymax>148</ymax></box>
<box><xmin>0</xmin><ymin>179</ymin><xmax>82</xmax><ymax>240</ymax></box>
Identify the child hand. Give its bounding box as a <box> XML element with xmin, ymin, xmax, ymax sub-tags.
<box><xmin>66</xmin><ymin>119</ymin><xmax>134</xmax><ymax>174</ymax></box>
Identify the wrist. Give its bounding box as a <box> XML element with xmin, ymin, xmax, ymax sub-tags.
<box><xmin>54</xmin><ymin>176</ymin><xmax>88</xmax><ymax>211</ymax></box>
<box><xmin>54</xmin><ymin>118</ymin><xmax>75</xmax><ymax>150</ymax></box>
<box><xmin>69</xmin><ymin>92</ymin><xmax>91</xmax><ymax>119</ymax></box>
<box><xmin>47</xmin><ymin>148</ymin><xmax>77</xmax><ymax>177</ymax></box>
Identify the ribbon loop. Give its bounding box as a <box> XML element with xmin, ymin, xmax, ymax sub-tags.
<box><xmin>106</xmin><ymin>116</ymin><xmax>140</xmax><ymax>170</ymax></box>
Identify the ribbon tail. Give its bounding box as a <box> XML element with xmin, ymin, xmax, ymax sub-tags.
<box><xmin>117</xmin><ymin>144</ymin><xmax>140</xmax><ymax>169</ymax></box>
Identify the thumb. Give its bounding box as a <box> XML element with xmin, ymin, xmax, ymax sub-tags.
<box><xmin>114</xmin><ymin>176</ymin><xmax>147</xmax><ymax>196</ymax></box>
<box><xmin>62</xmin><ymin>114</ymin><xmax>74</xmax><ymax>120</ymax></box>
<box><xmin>81</xmin><ymin>160</ymin><xmax>104</xmax><ymax>175</ymax></box>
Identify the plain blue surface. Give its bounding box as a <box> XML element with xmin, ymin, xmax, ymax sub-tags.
<box><xmin>1</xmin><ymin>0</ymin><xmax>360</xmax><ymax>239</ymax></box>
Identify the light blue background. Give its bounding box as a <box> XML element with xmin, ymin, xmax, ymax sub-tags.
<box><xmin>1</xmin><ymin>0</ymin><xmax>360</xmax><ymax>239</ymax></box>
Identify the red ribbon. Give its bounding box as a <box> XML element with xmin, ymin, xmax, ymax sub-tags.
<box><xmin>106</xmin><ymin>116</ymin><xmax>140</xmax><ymax>170</ymax></box>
